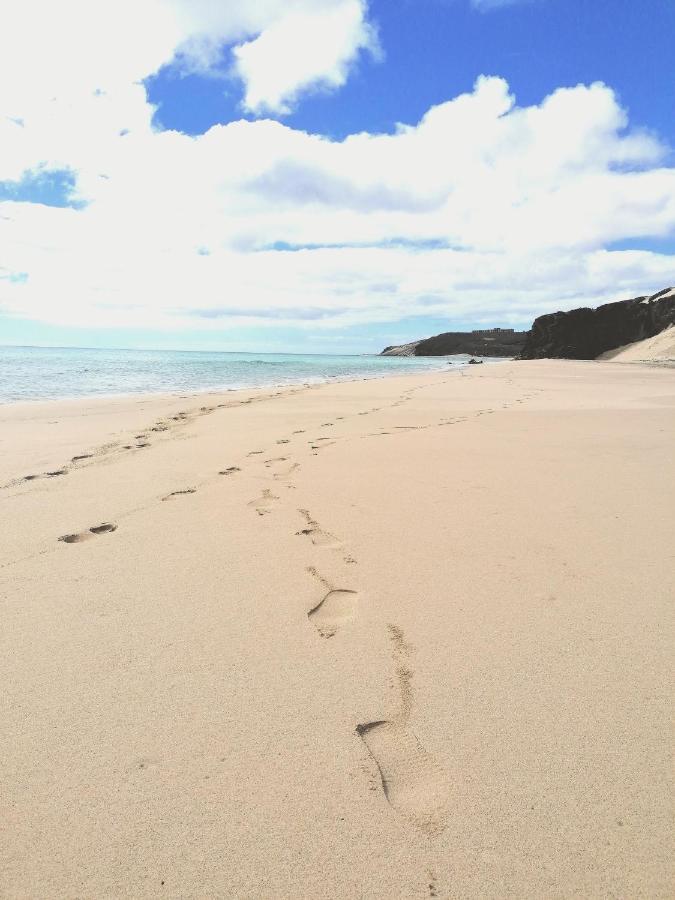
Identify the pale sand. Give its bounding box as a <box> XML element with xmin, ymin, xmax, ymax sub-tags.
<box><xmin>1</xmin><ymin>360</ymin><xmax>673</xmax><ymax>898</ymax></box>
<box><xmin>599</xmin><ymin>324</ymin><xmax>675</xmax><ymax>364</ymax></box>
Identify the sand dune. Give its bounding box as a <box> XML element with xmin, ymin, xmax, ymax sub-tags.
<box><xmin>599</xmin><ymin>324</ymin><xmax>675</xmax><ymax>363</ymax></box>
<box><xmin>1</xmin><ymin>360</ymin><xmax>673</xmax><ymax>898</ymax></box>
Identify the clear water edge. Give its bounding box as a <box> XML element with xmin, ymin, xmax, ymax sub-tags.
<box><xmin>0</xmin><ymin>345</ymin><xmax>507</xmax><ymax>404</ymax></box>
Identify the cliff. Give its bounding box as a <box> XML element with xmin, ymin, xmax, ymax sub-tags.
<box><xmin>520</xmin><ymin>287</ymin><xmax>675</xmax><ymax>360</ymax></box>
<box><xmin>381</xmin><ymin>329</ymin><xmax>527</xmax><ymax>358</ymax></box>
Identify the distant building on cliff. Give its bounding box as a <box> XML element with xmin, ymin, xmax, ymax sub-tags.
<box><xmin>472</xmin><ymin>327</ymin><xmax>515</xmax><ymax>336</ymax></box>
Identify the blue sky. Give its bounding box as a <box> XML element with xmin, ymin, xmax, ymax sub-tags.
<box><xmin>148</xmin><ymin>0</ymin><xmax>675</xmax><ymax>146</ymax></box>
<box><xmin>1</xmin><ymin>0</ymin><xmax>674</xmax><ymax>352</ymax></box>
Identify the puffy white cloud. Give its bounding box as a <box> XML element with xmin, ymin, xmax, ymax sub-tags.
<box><xmin>233</xmin><ymin>0</ymin><xmax>378</xmax><ymax>114</ymax></box>
<box><xmin>0</xmin><ymin>1</ymin><xmax>376</xmax><ymax>133</ymax></box>
<box><xmin>0</xmin><ymin>1</ymin><xmax>673</xmax><ymax>344</ymax></box>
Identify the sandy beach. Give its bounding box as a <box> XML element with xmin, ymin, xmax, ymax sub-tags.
<box><xmin>1</xmin><ymin>359</ymin><xmax>673</xmax><ymax>898</ymax></box>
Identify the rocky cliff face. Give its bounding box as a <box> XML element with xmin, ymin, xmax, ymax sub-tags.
<box><xmin>382</xmin><ymin>330</ymin><xmax>527</xmax><ymax>357</ymax></box>
<box><xmin>520</xmin><ymin>287</ymin><xmax>675</xmax><ymax>360</ymax></box>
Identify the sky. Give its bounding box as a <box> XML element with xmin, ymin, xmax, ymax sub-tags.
<box><xmin>1</xmin><ymin>0</ymin><xmax>674</xmax><ymax>353</ymax></box>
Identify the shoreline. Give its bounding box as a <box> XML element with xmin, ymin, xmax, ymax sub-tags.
<box><xmin>0</xmin><ymin>347</ymin><xmax>481</xmax><ymax>408</ymax></box>
<box><xmin>2</xmin><ymin>359</ymin><xmax>673</xmax><ymax>898</ymax></box>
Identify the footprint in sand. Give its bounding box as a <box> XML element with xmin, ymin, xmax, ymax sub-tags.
<box><xmin>296</xmin><ymin>509</ymin><xmax>342</xmax><ymax>548</ymax></box>
<box><xmin>272</xmin><ymin>461</ymin><xmax>300</xmax><ymax>481</ymax></box>
<box><xmin>248</xmin><ymin>488</ymin><xmax>278</xmax><ymax>515</ymax></box>
<box><xmin>219</xmin><ymin>466</ymin><xmax>241</xmax><ymax>475</ymax></box>
<box><xmin>308</xmin><ymin>589</ymin><xmax>359</xmax><ymax>638</ymax></box>
<box><xmin>162</xmin><ymin>488</ymin><xmax>196</xmax><ymax>501</ymax></box>
<box><xmin>71</xmin><ymin>453</ymin><xmax>93</xmax><ymax>462</ymax></box>
<box><xmin>356</xmin><ymin>626</ymin><xmax>450</xmax><ymax>834</ymax></box>
<box><xmin>264</xmin><ymin>456</ymin><xmax>288</xmax><ymax>467</ymax></box>
<box><xmin>306</xmin><ymin>567</ymin><xmax>359</xmax><ymax>638</ymax></box>
<box><xmin>59</xmin><ymin>523</ymin><xmax>117</xmax><ymax>544</ymax></box>
<box><xmin>23</xmin><ymin>469</ymin><xmax>67</xmax><ymax>482</ymax></box>
<box><xmin>356</xmin><ymin>720</ymin><xmax>449</xmax><ymax>835</ymax></box>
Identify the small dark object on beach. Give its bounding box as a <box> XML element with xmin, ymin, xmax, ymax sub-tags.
<box><xmin>468</xmin><ymin>358</ymin><xmax>483</xmax><ymax>365</ymax></box>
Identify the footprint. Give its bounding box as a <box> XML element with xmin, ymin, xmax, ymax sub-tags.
<box><xmin>272</xmin><ymin>461</ymin><xmax>300</xmax><ymax>481</ymax></box>
<box><xmin>71</xmin><ymin>454</ymin><xmax>93</xmax><ymax>462</ymax></box>
<box><xmin>219</xmin><ymin>466</ymin><xmax>241</xmax><ymax>475</ymax></box>
<box><xmin>276</xmin><ymin>439</ymin><xmax>290</xmax><ymax>444</ymax></box>
<box><xmin>23</xmin><ymin>469</ymin><xmax>67</xmax><ymax>482</ymax></box>
<box><xmin>247</xmin><ymin>450</ymin><xmax>265</xmax><ymax>456</ymax></box>
<box><xmin>59</xmin><ymin>523</ymin><xmax>117</xmax><ymax>544</ymax></box>
<box><xmin>292</xmin><ymin>430</ymin><xmax>305</xmax><ymax>434</ymax></box>
<box><xmin>248</xmin><ymin>488</ymin><xmax>278</xmax><ymax>515</ymax></box>
<box><xmin>356</xmin><ymin>625</ymin><xmax>450</xmax><ymax>834</ymax></box>
<box><xmin>308</xmin><ymin>588</ymin><xmax>359</xmax><ymax>638</ymax></box>
<box><xmin>356</xmin><ymin>721</ymin><xmax>449</xmax><ymax>834</ymax></box>
<box><xmin>162</xmin><ymin>488</ymin><xmax>196</xmax><ymax>501</ymax></box>
<box><xmin>296</xmin><ymin>510</ymin><xmax>342</xmax><ymax>548</ymax></box>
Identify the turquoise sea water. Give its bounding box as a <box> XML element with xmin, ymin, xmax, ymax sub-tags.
<box><xmin>0</xmin><ymin>345</ymin><xmax>498</xmax><ymax>404</ymax></box>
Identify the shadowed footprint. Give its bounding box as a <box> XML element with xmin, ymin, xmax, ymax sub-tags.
<box><xmin>71</xmin><ymin>454</ymin><xmax>93</xmax><ymax>462</ymax></box>
<box><xmin>219</xmin><ymin>466</ymin><xmax>241</xmax><ymax>475</ymax></box>
<box><xmin>23</xmin><ymin>469</ymin><xmax>67</xmax><ymax>482</ymax></box>
<box><xmin>162</xmin><ymin>488</ymin><xmax>196</xmax><ymax>501</ymax></box>
<box><xmin>308</xmin><ymin>588</ymin><xmax>359</xmax><ymax>638</ymax></box>
<box><xmin>59</xmin><ymin>523</ymin><xmax>117</xmax><ymax>544</ymax></box>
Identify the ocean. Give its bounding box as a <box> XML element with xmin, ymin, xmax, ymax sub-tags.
<box><xmin>0</xmin><ymin>345</ymin><xmax>498</xmax><ymax>404</ymax></box>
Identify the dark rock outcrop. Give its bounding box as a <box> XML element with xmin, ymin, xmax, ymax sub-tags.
<box><xmin>520</xmin><ymin>287</ymin><xmax>675</xmax><ymax>360</ymax></box>
<box><xmin>382</xmin><ymin>329</ymin><xmax>527</xmax><ymax>358</ymax></box>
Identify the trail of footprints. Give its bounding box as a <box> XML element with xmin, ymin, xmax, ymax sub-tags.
<box><xmin>47</xmin><ymin>379</ymin><xmax>475</xmax><ymax>851</ymax></box>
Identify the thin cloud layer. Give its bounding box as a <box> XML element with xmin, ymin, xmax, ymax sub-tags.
<box><xmin>1</xmin><ymin>2</ymin><xmax>674</xmax><ymax>341</ymax></box>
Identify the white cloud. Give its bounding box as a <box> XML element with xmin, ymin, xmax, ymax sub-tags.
<box><xmin>0</xmin><ymin>2</ymin><xmax>376</xmax><ymax>133</ymax></box>
<box><xmin>233</xmin><ymin>0</ymin><xmax>378</xmax><ymax>114</ymax></box>
<box><xmin>0</xmin><ymin>2</ymin><xmax>673</xmax><ymax>344</ymax></box>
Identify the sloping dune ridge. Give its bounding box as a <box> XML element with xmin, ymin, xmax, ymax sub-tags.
<box><xmin>600</xmin><ymin>323</ymin><xmax>675</xmax><ymax>363</ymax></box>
